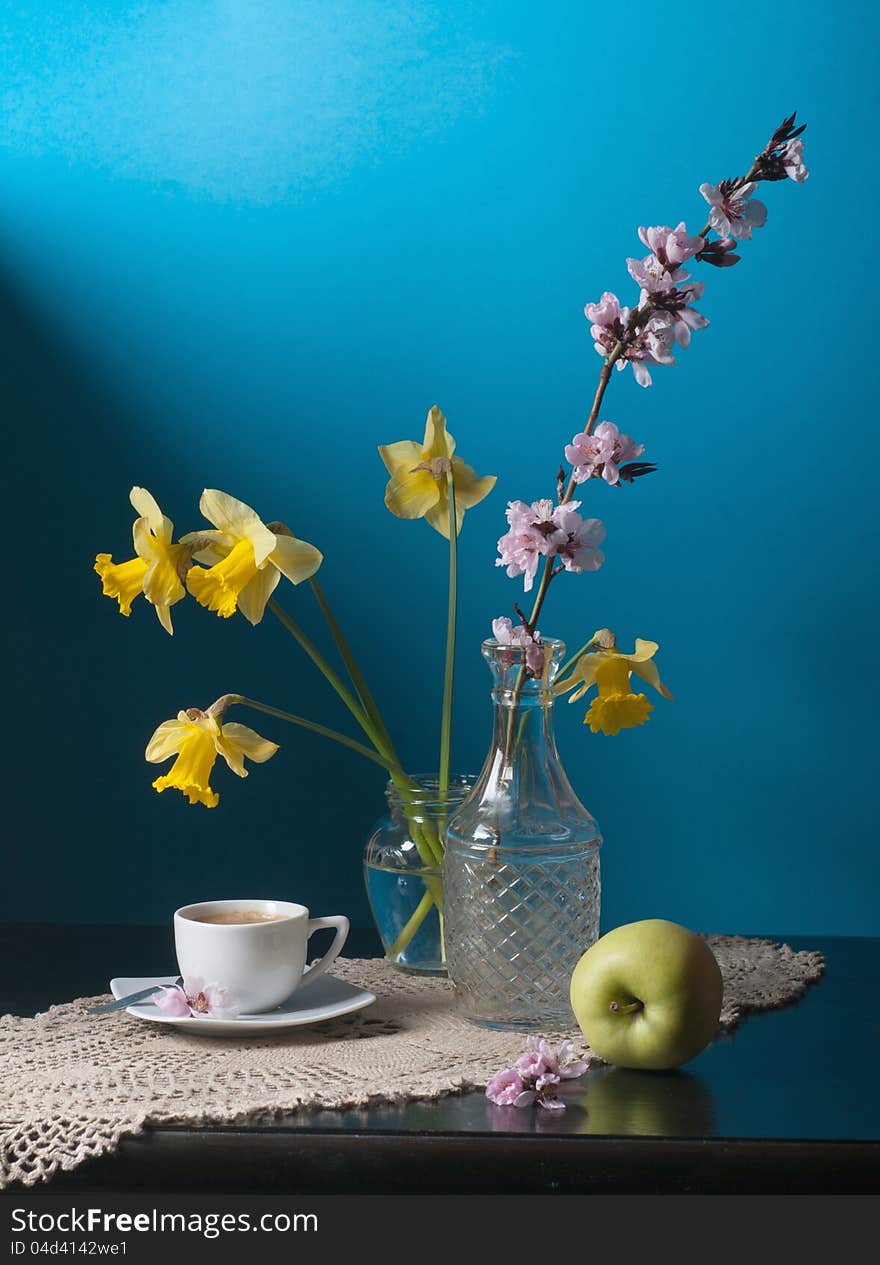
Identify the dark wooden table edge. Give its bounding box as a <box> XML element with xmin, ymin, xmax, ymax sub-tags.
<box><xmin>21</xmin><ymin>1130</ymin><xmax>879</xmax><ymax>1195</ymax></box>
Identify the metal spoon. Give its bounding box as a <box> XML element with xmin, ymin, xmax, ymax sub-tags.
<box><xmin>87</xmin><ymin>977</ymin><xmax>183</xmax><ymax>1015</ymax></box>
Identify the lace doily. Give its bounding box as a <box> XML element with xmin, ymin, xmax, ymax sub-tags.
<box><xmin>0</xmin><ymin>935</ymin><xmax>824</xmax><ymax>1188</ymax></box>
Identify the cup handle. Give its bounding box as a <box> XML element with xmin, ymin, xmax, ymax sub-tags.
<box><xmin>298</xmin><ymin>915</ymin><xmax>350</xmax><ymax>990</ymax></box>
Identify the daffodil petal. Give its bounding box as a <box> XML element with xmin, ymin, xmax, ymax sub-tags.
<box><xmin>129</xmin><ymin>487</ymin><xmax>171</xmax><ymax>540</ymax></box>
<box><xmin>199</xmin><ymin>489</ymin><xmax>277</xmax><ymax>567</ymax></box>
<box><xmin>145</xmin><ymin>717</ymin><xmax>190</xmax><ymax>763</ymax></box>
<box><xmin>236</xmin><ymin>564</ymin><xmax>281</xmax><ymax>626</ymax></box>
<box><xmin>179</xmin><ymin>529</ymin><xmax>234</xmax><ymax>565</ymax></box>
<box><xmin>424</xmin><ymin>491</ymin><xmax>457</xmax><ymax>538</ymax></box>
<box><xmin>155</xmin><ymin>602</ymin><xmax>175</xmax><ymax>636</ymax></box>
<box><xmin>555</xmin><ymin>653</ymin><xmax>601</xmax><ymax>698</ymax></box>
<box><xmin>630</xmin><ymin>655</ymin><xmax>673</xmax><ymax>700</ymax></box>
<box><xmin>423</xmin><ymin>406</ymin><xmax>455</xmax><ymax>459</ymax></box>
<box><xmin>452</xmin><ymin>458</ymin><xmax>496</xmax><ymax>511</ymax></box>
<box><xmin>630</xmin><ymin>639</ymin><xmax>660</xmax><ymax>662</ymax></box>
<box><xmin>269</xmin><ymin>535</ymin><xmax>323</xmax><ymax>586</ymax></box>
<box><xmin>384</xmin><ymin>468</ymin><xmax>440</xmax><ymax>520</ymax></box>
<box><xmin>216</xmin><ymin>723</ymin><xmax>280</xmax><ymax>777</ymax></box>
<box><xmin>378</xmin><ymin>440</ymin><xmax>423</xmax><ymax>478</ymax></box>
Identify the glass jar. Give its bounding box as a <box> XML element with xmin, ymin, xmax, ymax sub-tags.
<box><xmin>443</xmin><ymin>638</ymin><xmax>602</xmax><ymax>1028</ymax></box>
<box><xmin>363</xmin><ymin>776</ymin><xmax>474</xmax><ymax>976</ymax></box>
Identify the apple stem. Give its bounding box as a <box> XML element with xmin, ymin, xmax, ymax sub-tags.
<box><xmin>609</xmin><ymin>999</ymin><xmax>644</xmax><ymax>1016</ymax></box>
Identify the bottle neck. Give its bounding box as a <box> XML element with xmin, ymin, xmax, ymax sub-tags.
<box><xmin>490</xmin><ymin>684</ymin><xmax>558</xmax><ymax>769</ymax></box>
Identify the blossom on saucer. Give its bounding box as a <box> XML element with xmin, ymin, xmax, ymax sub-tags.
<box><xmin>154</xmin><ymin>977</ymin><xmax>240</xmax><ymax>1019</ymax></box>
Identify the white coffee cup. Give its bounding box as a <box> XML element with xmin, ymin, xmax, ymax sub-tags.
<box><xmin>174</xmin><ymin>899</ymin><xmax>349</xmax><ymax>1014</ymax></box>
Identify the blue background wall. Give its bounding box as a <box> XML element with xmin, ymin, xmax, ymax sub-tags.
<box><xmin>2</xmin><ymin>1</ymin><xmax>875</xmax><ymax>934</ymax></box>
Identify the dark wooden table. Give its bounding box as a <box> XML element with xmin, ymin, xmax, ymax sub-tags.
<box><xmin>1</xmin><ymin>925</ymin><xmax>878</xmax><ymax>1194</ymax></box>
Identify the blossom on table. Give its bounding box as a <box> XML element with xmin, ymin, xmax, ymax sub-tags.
<box><xmin>566</xmin><ymin>421</ymin><xmax>644</xmax><ymax>485</ymax></box>
<box><xmin>485</xmin><ymin>1068</ymin><xmax>528</xmax><ymax>1106</ymax></box>
<box><xmin>487</xmin><ymin>1037</ymin><xmax>588</xmax><ymax>1111</ymax></box>
<box><xmin>496</xmin><ymin>499</ymin><xmax>605</xmax><ymax>592</ymax></box>
<box><xmin>699</xmin><ymin>180</ymin><xmax>768</xmax><ymax>240</ymax></box>
<box><xmin>491</xmin><ymin>615</ymin><xmax>545</xmax><ymax>675</ymax></box>
<box><xmin>555</xmin><ymin>632</ymin><xmax>672</xmax><ymax>736</ymax></box>
<box><xmin>153</xmin><ymin>977</ymin><xmax>240</xmax><ymax>1019</ymax></box>
<box><xmin>146</xmin><ymin>707</ymin><xmax>279</xmax><ymax>808</ymax></box>
<box><xmin>183</xmin><ymin>490</ymin><xmax>322</xmax><ymax>625</ymax></box>
<box><xmin>94</xmin><ymin>487</ymin><xmax>188</xmax><ymax>635</ymax></box>
<box><xmin>378</xmin><ymin>405</ymin><xmax>496</xmax><ymax>539</ymax></box>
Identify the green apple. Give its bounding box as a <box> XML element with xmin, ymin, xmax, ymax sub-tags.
<box><xmin>570</xmin><ymin>919</ymin><xmax>723</xmax><ymax>1070</ymax></box>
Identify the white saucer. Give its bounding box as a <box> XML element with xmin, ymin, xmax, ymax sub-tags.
<box><xmin>110</xmin><ymin>974</ymin><xmax>376</xmax><ymax>1037</ymax></box>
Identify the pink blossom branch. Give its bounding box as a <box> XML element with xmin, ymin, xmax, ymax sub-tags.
<box><xmin>520</xmin><ymin>112</ymin><xmax>808</xmax><ymax>633</ymax></box>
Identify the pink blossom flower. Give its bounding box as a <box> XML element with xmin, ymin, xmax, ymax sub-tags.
<box><xmin>584</xmin><ymin>291</ymin><xmax>629</xmax><ymax>358</ymax></box>
<box><xmin>153</xmin><ymin>977</ymin><xmax>240</xmax><ymax>1019</ymax></box>
<box><xmin>496</xmin><ymin>501</ymin><xmax>605</xmax><ymax>590</ymax></box>
<box><xmin>646</xmin><ymin>281</ymin><xmax>709</xmax><ymax>349</ymax></box>
<box><xmin>584</xmin><ymin>290</ymin><xmax>622</xmax><ymax>328</ymax></box>
<box><xmin>486</xmin><ymin>1068</ymin><xmax>526</xmax><ymax>1106</ymax></box>
<box><xmin>624</xmin><ymin>312</ymin><xmax>677</xmax><ymax>387</ymax></box>
<box><xmin>638</xmin><ymin>221</ymin><xmax>706</xmax><ymax>267</ymax></box>
<box><xmin>515</xmin><ymin>1049</ymin><xmax>550</xmax><ymax>1079</ymax></box>
<box><xmin>492</xmin><ymin>616</ymin><xmax>545</xmax><ymax>675</ymax></box>
<box><xmin>495</xmin><ymin>500</ymin><xmax>550</xmax><ymax>592</ymax></box>
<box><xmin>627</xmin><ymin>222</ymin><xmax>705</xmax><ymax>295</ymax></box>
<box><xmin>566</xmin><ymin>421</ymin><xmax>644</xmax><ymax>485</ymax></box>
<box><xmin>153</xmin><ymin>985</ymin><xmax>191</xmax><ymax>1017</ymax></box>
<box><xmin>781</xmin><ymin>137</ymin><xmax>809</xmax><ymax>183</ymax></box>
<box><xmin>552</xmin><ymin>503</ymin><xmax>606</xmax><ymax>575</ymax></box>
<box><xmin>699</xmin><ymin>180</ymin><xmax>768</xmax><ymax>240</ymax></box>
<box><xmin>487</xmin><ymin>1037</ymin><xmax>589</xmax><ymax>1112</ymax></box>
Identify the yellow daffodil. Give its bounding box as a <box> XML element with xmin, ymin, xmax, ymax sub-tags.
<box><xmin>378</xmin><ymin>406</ymin><xmax>496</xmax><ymax>538</ymax></box>
<box><xmin>555</xmin><ymin>632</ymin><xmax>672</xmax><ymax>736</ymax></box>
<box><xmin>183</xmin><ymin>489</ymin><xmax>322</xmax><ymax>625</ymax></box>
<box><xmin>94</xmin><ymin>487</ymin><xmax>188</xmax><ymax>634</ymax></box>
<box><xmin>146</xmin><ymin>708</ymin><xmax>279</xmax><ymax>808</ymax></box>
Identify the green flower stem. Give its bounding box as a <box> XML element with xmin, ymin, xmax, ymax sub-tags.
<box><xmin>386</xmin><ymin>889</ymin><xmax>435</xmax><ymax>961</ymax></box>
<box><xmin>268</xmin><ymin>597</ymin><xmax>383</xmax><ymax>747</ymax></box>
<box><xmin>221</xmin><ymin>695</ymin><xmax>404</xmax><ymax>775</ymax></box>
<box><xmin>268</xmin><ymin>601</ymin><xmax>443</xmax><ymax>869</ymax></box>
<box><xmin>438</xmin><ymin>471</ymin><xmax>458</xmax><ymax>800</ymax></box>
<box><xmin>308</xmin><ymin>576</ymin><xmax>400</xmax><ymax>764</ymax></box>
